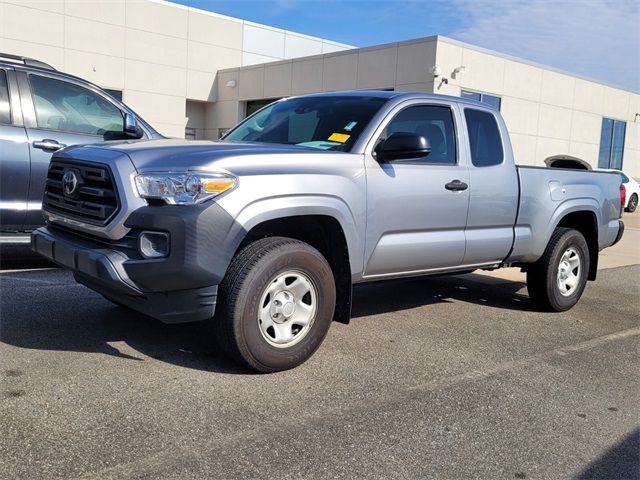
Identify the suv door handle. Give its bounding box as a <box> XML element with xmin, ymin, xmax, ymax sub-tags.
<box><xmin>33</xmin><ymin>139</ymin><xmax>67</xmax><ymax>152</ymax></box>
<box><xmin>445</xmin><ymin>180</ymin><xmax>468</xmax><ymax>191</ymax></box>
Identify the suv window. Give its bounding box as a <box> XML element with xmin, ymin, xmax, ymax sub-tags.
<box><xmin>381</xmin><ymin>105</ymin><xmax>456</xmax><ymax>164</ymax></box>
<box><xmin>29</xmin><ymin>75</ymin><xmax>123</xmax><ymax>136</ymax></box>
<box><xmin>464</xmin><ymin>108</ymin><xmax>504</xmax><ymax>167</ymax></box>
<box><xmin>0</xmin><ymin>70</ymin><xmax>10</xmax><ymax>124</ymax></box>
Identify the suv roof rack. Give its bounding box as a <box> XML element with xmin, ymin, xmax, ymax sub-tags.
<box><xmin>0</xmin><ymin>53</ymin><xmax>56</xmax><ymax>71</ymax></box>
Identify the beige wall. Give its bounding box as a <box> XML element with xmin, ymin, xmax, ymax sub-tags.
<box><xmin>214</xmin><ymin>38</ymin><xmax>437</xmax><ymax>133</ymax></box>
<box><xmin>0</xmin><ymin>0</ymin><xmax>351</xmax><ymax>138</ymax></box>
<box><xmin>433</xmin><ymin>38</ymin><xmax>640</xmax><ymax>177</ymax></box>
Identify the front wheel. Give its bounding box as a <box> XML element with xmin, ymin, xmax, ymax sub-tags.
<box><xmin>526</xmin><ymin>227</ymin><xmax>590</xmax><ymax>312</ymax></box>
<box><xmin>626</xmin><ymin>193</ymin><xmax>638</xmax><ymax>213</ymax></box>
<box><xmin>215</xmin><ymin>237</ymin><xmax>336</xmax><ymax>373</ymax></box>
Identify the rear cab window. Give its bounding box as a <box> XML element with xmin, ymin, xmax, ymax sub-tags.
<box><xmin>464</xmin><ymin>108</ymin><xmax>504</xmax><ymax>167</ymax></box>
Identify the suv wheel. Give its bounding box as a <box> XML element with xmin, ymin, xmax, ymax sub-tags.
<box><xmin>526</xmin><ymin>227</ymin><xmax>590</xmax><ymax>312</ymax></box>
<box><xmin>215</xmin><ymin>237</ymin><xmax>336</xmax><ymax>373</ymax></box>
<box><xmin>626</xmin><ymin>193</ymin><xmax>638</xmax><ymax>213</ymax></box>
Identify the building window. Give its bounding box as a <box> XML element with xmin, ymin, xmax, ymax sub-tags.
<box><xmin>185</xmin><ymin>127</ymin><xmax>196</xmax><ymax>140</ymax></box>
<box><xmin>104</xmin><ymin>89</ymin><xmax>123</xmax><ymax>102</ymax></box>
<box><xmin>598</xmin><ymin>118</ymin><xmax>626</xmax><ymax>169</ymax></box>
<box><xmin>461</xmin><ymin>90</ymin><xmax>501</xmax><ymax>110</ymax></box>
<box><xmin>245</xmin><ymin>98</ymin><xmax>281</xmax><ymax>118</ymax></box>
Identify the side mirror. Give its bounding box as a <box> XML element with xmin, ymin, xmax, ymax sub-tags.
<box><xmin>375</xmin><ymin>132</ymin><xmax>431</xmax><ymax>162</ymax></box>
<box><xmin>123</xmin><ymin>113</ymin><xmax>144</xmax><ymax>139</ymax></box>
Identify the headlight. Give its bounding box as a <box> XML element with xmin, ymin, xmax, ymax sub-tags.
<box><xmin>134</xmin><ymin>172</ymin><xmax>237</xmax><ymax>205</ymax></box>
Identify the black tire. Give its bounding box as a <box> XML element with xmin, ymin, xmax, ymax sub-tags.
<box><xmin>625</xmin><ymin>194</ymin><xmax>638</xmax><ymax>213</ymax></box>
<box><xmin>215</xmin><ymin>237</ymin><xmax>336</xmax><ymax>373</ymax></box>
<box><xmin>526</xmin><ymin>227</ymin><xmax>590</xmax><ymax>312</ymax></box>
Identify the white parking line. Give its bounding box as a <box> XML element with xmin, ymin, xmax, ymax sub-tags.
<box><xmin>0</xmin><ymin>267</ymin><xmax>59</xmax><ymax>274</ymax></box>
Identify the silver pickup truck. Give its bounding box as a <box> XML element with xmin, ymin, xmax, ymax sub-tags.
<box><xmin>32</xmin><ymin>91</ymin><xmax>625</xmax><ymax>372</ymax></box>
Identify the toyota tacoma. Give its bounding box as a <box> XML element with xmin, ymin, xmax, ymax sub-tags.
<box><xmin>32</xmin><ymin>91</ymin><xmax>625</xmax><ymax>372</ymax></box>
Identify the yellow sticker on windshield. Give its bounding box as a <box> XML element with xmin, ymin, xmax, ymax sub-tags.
<box><xmin>328</xmin><ymin>133</ymin><xmax>350</xmax><ymax>143</ymax></box>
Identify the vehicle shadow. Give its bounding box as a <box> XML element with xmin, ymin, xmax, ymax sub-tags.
<box><xmin>577</xmin><ymin>428</ymin><xmax>639</xmax><ymax>479</ymax></box>
<box><xmin>352</xmin><ymin>272</ymin><xmax>531</xmax><ymax>319</ymax></box>
<box><xmin>0</xmin><ymin>270</ymin><xmax>531</xmax><ymax>374</ymax></box>
<box><xmin>0</xmin><ymin>270</ymin><xmax>250</xmax><ymax>374</ymax></box>
<box><xmin>0</xmin><ymin>244</ymin><xmax>56</xmax><ymax>270</ymax></box>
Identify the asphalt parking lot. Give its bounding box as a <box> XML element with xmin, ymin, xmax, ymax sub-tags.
<box><xmin>1</xmin><ymin>246</ymin><xmax>639</xmax><ymax>479</ymax></box>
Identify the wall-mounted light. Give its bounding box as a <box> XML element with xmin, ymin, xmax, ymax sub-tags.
<box><xmin>452</xmin><ymin>66</ymin><xmax>466</xmax><ymax>79</ymax></box>
<box><xmin>225</xmin><ymin>80</ymin><xmax>237</xmax><ymax>88</ymax></box>
<box><xmin>430</xmin><ymin>65</ymin><xmax>442</xmax><ymax>78</ymax></box>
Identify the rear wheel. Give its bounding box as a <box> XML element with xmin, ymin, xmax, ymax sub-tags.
<box><xmin>215</xmin><ymin>237</ymin><xmax>336</xmax><ymax>373</ymax></box>
<box><xmin>526</xmin><ymin>227</ymin><xmax>590</xmax><ymax>312</ymax></box>
<box><xmin>626</xmin><ymin>193</ymin><xmax>638</xmax><ymax>213</ymax></box>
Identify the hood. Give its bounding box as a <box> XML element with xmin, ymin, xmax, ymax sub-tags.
<box><xmin>77</xmin><ymin>138</ymin><xmax>329</xmax><ymax>172</ymax></box>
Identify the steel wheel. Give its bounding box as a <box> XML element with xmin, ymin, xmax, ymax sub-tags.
<box><xmin>258</xmin><ymin>270</ymin><xmax>318</xmax><ymax>348</ymax></box>
<box><xmin>557</xmin><ymin>247</ymin><xmax>581</xmax><ymax>296</ymax></box>
<box><xmin>527</xmin><ymin>227</ymin><xmax>589</xmax><ymax>312</ymax></box>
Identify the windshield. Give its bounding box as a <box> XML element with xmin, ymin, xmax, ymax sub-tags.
<box><xmin>223</xmin><ymin>96</ymin><xmax>389</xmax><ymax>152</ymax></box>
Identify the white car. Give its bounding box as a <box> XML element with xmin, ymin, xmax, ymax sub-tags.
<box><xmin>599</xmin><ymin>169</ymin><xmax>639</xmax><ymax>213</ymax></box>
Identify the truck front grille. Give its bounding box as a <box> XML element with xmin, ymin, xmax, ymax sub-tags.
<box><xmin>43</xmin><ymin>160</ymin><xmax>120</xmax><ymax>226</ymax></box>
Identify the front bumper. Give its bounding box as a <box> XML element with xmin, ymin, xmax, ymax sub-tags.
<box><xmin>32</xmin><ymin>226</ymin><xmax>218</xmax><ymax>323</ymax></box>
<box><xmin>32</xmin><ymin>202</ymin><xmax>245</xmax><ymax>323</ymax></box>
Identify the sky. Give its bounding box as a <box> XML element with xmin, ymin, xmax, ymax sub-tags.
<box><xmin>173</xmin><ymin>0</ymin><xmax>639</xmax><ymax>91</ymax></box>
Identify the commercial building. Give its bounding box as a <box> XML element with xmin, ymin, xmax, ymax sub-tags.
<box><xmin>0</xmin><ymin>0</ymin><xmax>351</xmax><ymax>137</ymax></box>
<box><xmin>1</xmin><ymin>0</ymin><xmax>638</xmax><ymax>176</ymax></box>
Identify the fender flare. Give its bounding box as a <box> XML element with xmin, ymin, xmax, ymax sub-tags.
<box><xmin>232</xmin><ymin>194</ymin><xmax>364</xmax><ymax>278</ymax></box>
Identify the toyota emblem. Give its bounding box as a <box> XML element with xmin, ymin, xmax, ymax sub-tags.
<box><xmin>62</xmin><ymin>170</ymin><xmax>79</xmax><ymax>196</ymax></box>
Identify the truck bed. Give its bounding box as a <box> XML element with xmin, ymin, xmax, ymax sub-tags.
<box><xmin>508</xmin><ymin>166</ymin><xmax>623</xmax><ymax>264</ymax></box>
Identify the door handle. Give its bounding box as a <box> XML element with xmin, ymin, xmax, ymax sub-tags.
<box><xmin>445</xmin><ymin>180</ymin><xmax>468</xmax><ymax>191</ymax></box>
<box><xmin>33</xmin><ymin>139</ymin><xmax>67</xmax><ymax>152</ymax></box>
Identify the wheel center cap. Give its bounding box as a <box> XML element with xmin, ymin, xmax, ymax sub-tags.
<box><xmin>282</xmin><ymin>302</ymin><xmax>295</xmax><ymax>317</ymax></box>
<box><xmin>271</xmin><ymin>291</ymin><xmax>296</xmax><ymax>322</ymax></box>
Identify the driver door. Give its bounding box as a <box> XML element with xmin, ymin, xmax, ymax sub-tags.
<box><xmin>363</xmin><ymin>101</ymin><xmax>470</xmax><ymax>278</ymax></box>
<box><xmin>18</xmin><ymin>72</ymin><xmax>125</xmax><ymax>229</ymax></box>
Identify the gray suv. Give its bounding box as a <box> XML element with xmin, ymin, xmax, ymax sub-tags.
<box><xmin>0</xmin><ymin>53</ymin><xmax>160</xmax><ymax>241</ymax></box>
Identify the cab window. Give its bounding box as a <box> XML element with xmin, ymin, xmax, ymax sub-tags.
<box><xmin>464</xmin><ymin>108</ymin><xmax>504</xmax><ymax>167</ymax></box>
<box><xmin>29</xmin><ymin>75</ymin><xmax>124</xmax><ymax>136</ymax></box>
<box><xmin>380</xmin><ymin>105</ymin><xmax>456</xmax><ymax>164</ymax></box>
